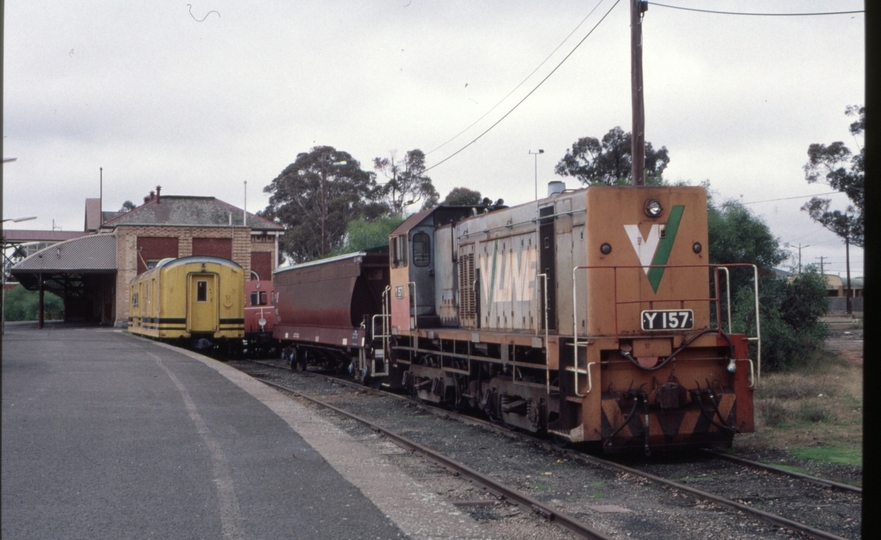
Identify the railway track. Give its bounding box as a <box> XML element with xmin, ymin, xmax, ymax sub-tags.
<box><xmin>232</xmin><ymin>359</ymin><xmax>862</xmax><ymax>539</ymax></box>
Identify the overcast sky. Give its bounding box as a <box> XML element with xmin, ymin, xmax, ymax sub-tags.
<box><xmin>3</xmin><ymin>1</ymin><xmax>864</xmax><ymax>276</ymax></box>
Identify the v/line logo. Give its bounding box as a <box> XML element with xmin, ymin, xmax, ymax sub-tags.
<box><xmin>623</xmin><ymin>205</ymin><xmax>685</xmax><ymax>293</ymax></box>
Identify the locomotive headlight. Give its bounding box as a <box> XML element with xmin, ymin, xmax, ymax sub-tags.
<box><xmin>645</xmin><ymin>199</ymin><xmax>663</xmax><ymax>217</ymax></box>
<box><xmin>600</xmin><ymin>243</ymin><xmax>612</xmax><ymax>255</ymax></box>
<box><xmin>692</xmin><ymin>242</ymin><xmax>702</xmax><ymax>254</ymax></box>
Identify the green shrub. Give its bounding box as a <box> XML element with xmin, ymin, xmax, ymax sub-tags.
<box><xmin>731</xmin><ymin>268</ymin><xmax>828</xmax><ymax>372</ymax></box>
<box><xmin>3</xmin><ymin>285</ymin><xmax>64</xmax><ymax>321</ymax></box>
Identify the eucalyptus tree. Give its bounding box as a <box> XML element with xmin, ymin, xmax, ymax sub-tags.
<box><xmin>373</xmin><ymin>149</ymin><xmax>439</xmax><ymax>213</ymax></box>
<box><xmin>802</xmin><ymin>105</ymin><xmax>864</xmax><ymax>248</ymax></box>
<box><xmin>555</xmin><ymin>126</ymin><xmax>669</xmax><ymax>186</ymax></box>
<box><xmin>262</xmin><ymin>146</ymin><xmax>381</xmax><ymax>263</ymax></box>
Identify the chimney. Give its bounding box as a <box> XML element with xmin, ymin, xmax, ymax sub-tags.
<box><xmin>156</xmin><ymin>185</ymin><xmax>161</xmax><ymax>204</ymax></box>
<box><xmin>145</xmin><ymin>191</ymin><xmax>154</xmax><ymax>203</ymax></box>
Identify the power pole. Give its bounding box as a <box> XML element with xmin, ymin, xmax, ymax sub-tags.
<box><xmin>630</xmin><ymin>0</ymin><xmax>648</xmax><ymax>186</ymax></box>
<box><xmin>320</xmin><ymin>156</ymin><xmax>328</xmax><ymax>257</ymax></box>
<box><xmin>845</xmin><ymin>220</ymin><xmax>852</xmax><ymax>315</ymax></box>
<box><xmin>794</xmin><ymin>243</ymin><xmax>810</xmax><ymax>274</ymax></box>
<box><xmin>815</xmin><ymin>256</ymin><xmax>826</xmax><ymax>275</ymax></box>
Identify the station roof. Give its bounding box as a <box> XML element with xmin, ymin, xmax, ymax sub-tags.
<box><xmin>12</xmin><ymin>233</ymin><xmax>117</xmax><ymax>273</ymax></box>
<box><xmin>2</xmin><ymin>230</ymin><xmax>90</xmax><ymax>244</ymax></box>
<box><xmin>100</xmin><ymin>195</ymin><xmax>284</xmax><ymax>231</ymax></box>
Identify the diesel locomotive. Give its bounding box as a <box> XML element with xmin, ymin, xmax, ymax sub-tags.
<box><xmin>273</xmin><ymin>184</ymin><xmax>759</xmax><ymax>453</ymax></box>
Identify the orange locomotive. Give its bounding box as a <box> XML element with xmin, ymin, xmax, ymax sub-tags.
<box><xmin>375</xmin><ymin>185</ymin><xmax>758</xmax><ymax>453</ymax></box>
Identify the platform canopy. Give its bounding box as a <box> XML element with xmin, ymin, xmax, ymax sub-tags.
<box><xmin>11</xmin><ymin>233</ymin><xmax>117</xmax><ymax>296</ymax></box>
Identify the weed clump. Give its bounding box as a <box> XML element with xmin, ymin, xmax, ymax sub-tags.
<box><xmin>757</xmin><ymin>399</ymin><xmax>789</xmax><ymax>427</ymax></box>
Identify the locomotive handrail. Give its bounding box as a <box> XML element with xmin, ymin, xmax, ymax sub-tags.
<box><xmin>565</xmin><ymin>361</ymin><xmax>596</xmax><ymax>397</ymax></box>
<box><xmin>371</xmin><ymin>312</ymin><xmax>391</xmax><ymax>379</ymax></box>
<box><xmin>538</xmin><ymin>273</ymin><xmax>551</xmax><ymax>394</ymax></box>
<box><xmin>569</xmin><ymin>262</ymin><xmax>762</xmax><ymax>394</ymax></box>
<box><xmin>369</xmin><ymin>286</ymin><xmax>392</xmax><ymax>378</ymax></box>
<box><xmin>570</xmin><ymin>266</ymin><xmax>591</xmax><ymax>397</ymax></box>
<box><xmin>718</xmin><ymin>267</ymin><xmax>732</xmax><ymax>334</ymax></box>
<box><xmin>408</xmin><ymin>281</ymin><xmax>418</xmax><ymax>331</ymax></box>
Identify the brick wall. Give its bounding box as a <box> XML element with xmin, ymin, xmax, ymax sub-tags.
<box><xmin>136</xmin><ymin>237</ymin><xmax>180</xmax><ymax>274</ymax></box>
<box><xmin>193</xmin><ymin>237</ymin><xmax>232</xmax><ymax>259</ymax></box>
<box><xmin>249</xmin><ymin>233</ymin><xmax>277</xmax><ymax>280</ymax></box>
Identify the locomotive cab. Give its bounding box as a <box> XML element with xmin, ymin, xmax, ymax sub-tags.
<box><xmin>389</xmin><ymin>206</ymin><xmax>497</xmax><ymax>332</ymax></box>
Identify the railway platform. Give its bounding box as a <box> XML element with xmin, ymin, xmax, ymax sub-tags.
<box><xmin>1</xmin><ymin>323</ymin><xmax>483</xmax><ymax>539</ymax></box>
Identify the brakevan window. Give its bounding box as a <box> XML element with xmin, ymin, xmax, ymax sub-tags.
<box><xmin>412</xmin><ymin>231</ymin><xmax>430</xmax><ymax>267</ymax></box>
<box><xmin>250</xmin><ymin>291</ymin><xmax>268</xmax><ymax>306</ymax></box>
<box><xmin>197</xmin><ymin>280</ymin><xmax>208</xmax><ymax>302</ymax></box>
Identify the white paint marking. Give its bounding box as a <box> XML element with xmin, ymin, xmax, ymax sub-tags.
<box><xmin>147</xmin><ymin>351</ymin><xmax>244</xmax><ymax>540</ymax></box>
<box><xmin>624</xmin><ymin>223</ymin><xmax>661</xmax><ymax>275</ymax></box>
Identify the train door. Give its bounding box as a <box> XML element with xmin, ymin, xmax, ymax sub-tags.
<box><xmin>539</xmin><ymin>205</ymin><xmax>557</xmax><ymax>331</ymax></box>
<box><xmin>188</xmin><ymin>273</ymin><xmax>219</xmax><ymax>333</ymax></box>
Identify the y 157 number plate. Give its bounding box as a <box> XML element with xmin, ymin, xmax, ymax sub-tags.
<box><xmin>641</xmin><ymin>309</ymin><xmax>694</xmax><ymax>331</ymax></box>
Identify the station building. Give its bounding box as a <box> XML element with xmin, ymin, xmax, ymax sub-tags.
<box><xmin>9</xmin><ymin>187</ymin><xmax>284</xmax><ymax>327</ymax></box>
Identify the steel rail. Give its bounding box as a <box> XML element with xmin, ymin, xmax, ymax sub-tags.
<box><xmin>701</xmin><ymin>449</ymin><xmax>862</xmax><ymax>494</ymax></box>
<box><xmin>563</xmin><ymin>451</ymin><xmax>851</xmax><ymax>540</ymax></box>
<box><xmin>254</xmin><ymin>375</ymin><xmax>614</xmax><ymax>540</ymax></box>
<box><xmin>246</xmin><ymin>360</ymin><xmax>854</xmax><ymax>540</ymax></box>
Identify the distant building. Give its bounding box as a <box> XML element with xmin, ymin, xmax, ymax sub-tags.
<box><xmin>12</xmin><ymin>187</ymin><xmax>284</xmax><ymax>326</ymax></box>
<box><xmin>821</xmin><ymin>274</ymin><xmax>864</xmax><ymax>298</ymax></box>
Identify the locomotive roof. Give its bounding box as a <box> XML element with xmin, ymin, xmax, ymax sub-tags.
<box><xmin>390</xmin><ymin>205</ymin><xmax>499</xmax><ymax>237</ymax></box>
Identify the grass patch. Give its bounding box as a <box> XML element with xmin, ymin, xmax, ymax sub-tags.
<box><xmin>732</xmin><ymin>335</ymin><xmax>862</xmax><ymax>458</ymax></box>
<box><xmin>789</xmin><ymin>446</ymin><xmax>862</xmax><ymax>467</ymax></box>
<box><xmin>797</xmin><ymin>403</ymin><xmax>830</xmax><ymax>423</ymax></box>
<box><xmin>756</xmin><ymin>399</ymin><xmax>789</xmax><ymax>427</ymax></box>
<box><xmin>755</xmin><ymin>373</ymin><xmax>832</xmax><ymax>400</ymax></box>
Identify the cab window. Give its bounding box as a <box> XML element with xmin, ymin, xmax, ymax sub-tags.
<box><xmin>412</xmin><ymin>231</ymin><xmax>430</xmax><ymax>267</ymax></box>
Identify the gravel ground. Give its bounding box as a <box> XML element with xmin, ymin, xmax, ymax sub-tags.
<box><xmin>619</xmin><ymin>452</ymin><xmax>861</xmax><ymax>538</ymax></box>
<box><xmin>235</xmin><ymin>361</ymin><xmax>859</xmax><ymax>539</ymax></box>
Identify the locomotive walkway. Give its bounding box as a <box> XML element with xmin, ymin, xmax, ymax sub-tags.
<box><xmin>1</xmin><ymin>323</ymin><xmax>486</xmax><ymax>539</ymax></box>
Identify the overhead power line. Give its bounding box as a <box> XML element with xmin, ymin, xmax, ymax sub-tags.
<box><xmin>741</xmin><ymin>191</ymin><xmax>839</xmax><ymax>205</ymax></box>
<box><xmin>647</xmin><ymin>2</ymin><xmax>864</xmax><ymax>17</ymax></box>
<box><xmin>426</xmin><ymin>0</ymin><xmax>608</xmax><ymax>158</ymax></box>
<box><xmin>425</xmin><ymin>0</ymin><xmax>622</xmax><ymax>173</ymax></box>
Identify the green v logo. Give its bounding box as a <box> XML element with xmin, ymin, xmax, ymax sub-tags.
<box><xmin>623</xmin><ymin>205</ymin><xmax>685</xmax><ymax>292</ymax></box>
